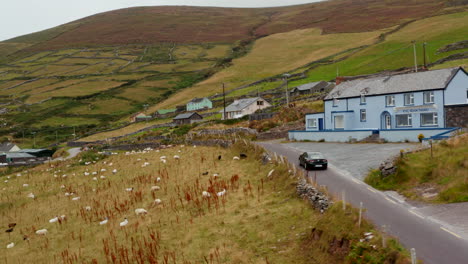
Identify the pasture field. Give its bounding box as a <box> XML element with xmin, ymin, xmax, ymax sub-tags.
<box><xmin>153</xmin><ymin>27</ymin><xmax>385</xmax><ymax>109</ymax></box>
<box><xmin>65</xmin><ymin>98</ymin><xmax>134</xmax><ymax>115</ymax></box>
<box><xmin>78</xmin><ymin>118</ymin><xmax>171</xmax><ymax>142</ymax></box>
<box><xmin>0</xmin><ymin>143</ymin><xmax>409</xmax><ymax>263</ymax></box>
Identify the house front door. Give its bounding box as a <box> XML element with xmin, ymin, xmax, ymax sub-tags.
<box><xmin>318</xmin><ymin>118</ymin><xmax>324</xmax><ymax>131</ymax></box>
<box><xmin>385</xmin><ymin>115</ymin><xmax>391</xmax><ymax>129</ymax></box>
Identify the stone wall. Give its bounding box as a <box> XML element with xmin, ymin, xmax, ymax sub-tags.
<box><xmin>189</xmin><ymin>127</ymin><xmax>257</xmax><ymax>137</ymax></box>
<box><xmin>445</xmin><ymin>104</ymin><xmax>468</xmax><ymax>128</ymax></box>
<box><xmin>296</xmin><ymin>178</ymin><xmax>331</xmax><ymax>212</ymax></box>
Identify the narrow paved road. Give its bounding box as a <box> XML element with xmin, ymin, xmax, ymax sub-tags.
<box><xmin>258</xmin><ymin>141</ymin><xmax>468</xmax><ymax>264</ymax></box>
<box><xmin>53</xmin><ymin>147</ymin><xmax>81</xmax><ymax>161</ymax></box>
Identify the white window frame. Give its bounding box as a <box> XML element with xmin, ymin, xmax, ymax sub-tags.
<box><xmin>421</xmin><ymin>113</ymin><xmax>438</xmax><ymax>126</ymax></box>
<box><xmin>333</xmin><ymin>97</ymin><xmax>338</xmax><ymax>107</ymax></box>
<box><xmin>360</xmin><ymin>94</ymin><xmax>366</xmax><ymax>104</ymax></box>
<box><xmin>404</xmin><ymin>93</ymin><xmax>414</xmax><ymax>105</ymax></box>
<box><xmin>386</xmin><ymin>95</ymin><xmax>395</xmax><ymax>106</ymax></box>
<box><xmin>360</xmin><ymin>109</ymin><xmax>366</xmax><ymax>122</ymax></box>
<box><xmin>423</xmin><ymin>91</ymin><xmax>434</xmax><ymax>104</ymax></box>
<box><xmin>334</xmin><ymin>115</ymin><xmax>344</xmax><ymax>129</ymax></box>
<box><xmin>307</xmin><ymin>118</ymin><xmax>317</xmax><ymax>128</ymax></box>
<box><xmin>396</xmin><ymin>114</ymin><xmax>412</xmax><ymax>127</ymax></box>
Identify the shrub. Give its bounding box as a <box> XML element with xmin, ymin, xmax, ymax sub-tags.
<box><xmin>418</xmin><ymin>133</ymin><xmax>424</xmax><ymax>143</ymax></box>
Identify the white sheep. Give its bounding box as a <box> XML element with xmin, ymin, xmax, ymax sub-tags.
<box><xmin>27</xmin><ymin>193</ymin><xmax>35</xmax><ymax>199</ymax></box>
<box><xmin>6</xmin><ymin>242</ymin><xmax>14</xmax><ymax>248</ymax></box>
<box><xmin>84</xmin><ymin>172</ymin><xmax>90</xmax><ymax>176</ymax></box>
<box><xmin>156</xmin><ymin>177</ymin><xmax>161</xmax><ymax>182</ymax></box>
<box><xmin>267</xmin><ymin>169</ymin><xmax>275</xmax><ymax>178</ymax></box>
<box><xmin>173</xmin><ymin>155</ymin><xmax>180</xmax><ymax>160</ymax></box>
<box><xmin>212</xmin><ymin>173</ymin><xmax>219</xmax><ymax>178</ymax></box>
<box><xmin>125</xmin><ymin>187</ymin><xmax>134</xmax><ymax>192</ymax></box>
<box><xmin>92</xmin><ymin>172</ymin><xmax>97</xmax><ymax>175</ymax></box>
<box><xmin>16</xmin><ymin>173</ymin><xmax>22</xmax><ymax>177</ymax></box>
<box><xmin>60</xmin><ymin>185</ymin><xmax>65</xmax><ymax>189</ymax></box>
<box><xmin>135</xmin><ymin>208</ymin><xmax>148</xmax><ymax>215</ymax></box>
<box><xmin>119</xmin><ymin>218</ymin><xmax>128</xmax><ymax>227</ymax></box>
<box><xmin>92</xmin><ymin>177</ymin><xmax>98</xmax><ymax>181</ymax></box>
<box><xmin>99</xmin><ymin>217</ymin><xmax>108</xmax><ymax>225</ymax></box>
<box><xmin>23</xmin><ymin>183</ymin><xmax>29</xmax><ymax>187</ymax></box>
<box><xmin>49</xmin><ymin>216</ymin><xmax>59</xmax><ymax>223</ymax></box>
<box><xmin>35</xmin><ymin>229</ymin><xmax>48</xmax><ymax>235</ymax></box>
<box><xmin>85</xmin><ymin>206</ymin><xmax>92</xmax><ymax>211</ymax></box>
<box><xmin>72</xmin><ymin>197</ymin><xmax>80</xmax><ymax>201</ymax></box>
<box><xmin>100</xmin><ymin>175</ymin><xmax>106</xmax><ymax>179</ymax></box>
<box><xmin>112</xmin><ymin>169</ymin><xmax>117</xmax><ymax>174</ymax></box>
<box><xmin>101</xmin><ymin>168</ymin><xmax>106</xmax><ymax>172</ymax></box>
<box><xmin>233</xmin><ymin>156</ymin><xmax>240</xmax><ymax>160</ymax></box>
<box><xmin>154</xmin><ymin>199</ymin><xmax>162</xmax><ymax>205</ymax></box>
<box><xmin>202</xmin><ymin>191</ymin><xmax>211</xmax><ymax>198</ymax></box>
<box><xmin>217</xmin><ymin>189</ymin><xmax>226</xmax><ymax>197</ymax></box>
<box><xmin>151</xmin><ymin>186</ymin><xmax>161</xmax><ymax>191</ymax></box>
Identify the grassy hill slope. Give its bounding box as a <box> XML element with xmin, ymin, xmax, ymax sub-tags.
<box><xmin>0</xmin><ymin>143</ymin><xmax>410</xmax><ymax>263</ymax></box>
<box><xmin>3</xmin><ymin>0</ymin><xmax>448</xmax><ymax>53</ymax></box>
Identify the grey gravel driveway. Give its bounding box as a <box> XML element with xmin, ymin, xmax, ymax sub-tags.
<box><xmin>283</xmin><ymin>141</ymin><xmax>418</xmax><ymax>180</ymax></box>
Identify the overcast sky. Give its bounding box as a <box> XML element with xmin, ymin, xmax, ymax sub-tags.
<box><xmin>1</xmin><ymin>0</ymin><xmax>320</xmax><ymax>41</ymax></box>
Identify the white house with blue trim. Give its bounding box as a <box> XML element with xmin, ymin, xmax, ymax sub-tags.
<box><xmin>289</xmin><ymin>67</ymin><xmax>467</xmax><ymax>142</ymax></box>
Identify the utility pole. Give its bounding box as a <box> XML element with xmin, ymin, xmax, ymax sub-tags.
<box><xmin>222</xmin><ymin>83</ymin><xmax>226</xmax><ymax>120</ymax></box>
<box><xmin>283</xmin><ymin>74</ymin><xmax>291</xmax><ymax>107</ymax></box>
<box><xmin>423</xmin><ymin>42</ymin><xmax>427</xmax><ymax>69</ymax></box>
<box><xmin>412</xmin><ymin>41</ymin><xmax>418</xmax><ymax>72</ymax></box>
<box><xmin>31</xmin><ymin>132</ymin><xmax>36</xmax><ymax>148</ymax></box>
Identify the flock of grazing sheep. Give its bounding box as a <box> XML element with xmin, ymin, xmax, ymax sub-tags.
<box><xmin>0</xmin><ymin>143</ymin><xmax>271</xmax><ymax>262</ymax></box>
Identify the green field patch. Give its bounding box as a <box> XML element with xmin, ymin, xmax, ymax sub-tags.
<box><xmin>227</xmin><ymin>80</ymin><xmax>283</xmax><ymax>98</ymax></box>
<box><xmin>174</xmin><ymin>45</ymin><xmax>204</xmax><ymax>59</ymax></box>
<box><xmin>431</xmin><ymin>58</ymin><xmax>468</xmax><ymax>70</ymax></box>
<box><xmin>67</xmin><ymin>60</ymin><xmax>127</xmax><ymax>75</ymax></box>
<box><xmin>139</xmin><ymin>78</ymin><xmax>177</xmax><ymax>88</ymax></box>
<box><xmin>118</xmin><ymin>61</ymin><xmax>150</xmax><ymax>72</ymax></box>
<box><xmin>26</xmin><ymin>80</ymin><xmax>125</xmax><ymax>103</ymax></box>
<box><xmin>24</xmin><ymin>79</ymin><xmax>85</xmax><ymax>97</ymax></box>
<box><xmin>33</xmin><ymin>116</ymin><xmax>100</xmax><ymax>128</ymax></box>
<box><xmin>0</xmin><ymin>80</ymin><xmax>26</xmax><ymax>90</ymax></box>
<box><xmin>175</xmin><ymin>61</ymin><xmax>214</xmax><ymax>71</ymax></box>
<box><xmin>136</xmin><ymin>63</ymin><xmax>178</xmax><ymax>72</ymax></box>
<box><xmin>0</xmin><ymin>78</ymin><xmax>58</xmax><ymax>96</ymax></box>
<box><xmin>73</xmin><ymin>51</ymin><xmax>100</xmax><ymax>57</ymax></box>
<box><xmin>53</xmin><ymin>49</ymin><xmax>82</xmax><ymax>56</ymax></box>
<box><xmin>30</xmin><ymin>64</ymin><xmax>87</xmax><ymax>77</ymax></box>
<box><xmin>59</xmin><ymin>57</ymin><xmax>111</xmax><ymax>65</ymax></box>
<box><xmin>0</xmin><ymin>72</ymin><xmax>23</xmax><ymax>81</ymax></box>
<box><xmin>0</xmin><ymin>42</ymin><xmax>32</xmax><ymax>60</ymax></box>
<box><xmin>204</xmin><ymin>44</ymin><xmax>231</xmax><ymax>59</ymax></box>
<box><xmin>118</xmin><ymin>86</ymin><xmax>164</xmax><ymax>102</ymax></box>
<box><xmin>104</xmin><ymin>73</ymin><xmax>153</xmax><ymax>81</ymax></box>
<box><xmin>29</xmin><ymin>98</ymin><xmax>70</xmax><ymax>111</ymax></box>
<box><xmin>67</xmin><ymin>98</ymin><xmax>133</xmax><ymax>115</ymax></box>
<box><xmin>18</xmin><ymin>51</ymin><xmax>54</xmax><ymax>63</ymax></box>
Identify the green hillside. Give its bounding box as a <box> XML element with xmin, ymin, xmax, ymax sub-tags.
<box><xmin>0</xmin><ymin>1</ymin><xmax>466</xmax><ymax>147</ymax></box>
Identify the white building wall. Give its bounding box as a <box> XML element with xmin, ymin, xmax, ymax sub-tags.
<box><xmin>289</xmin><ymin>130</ymin><xmax>373</xmax><ymax>142</ymax></box>
<box><xmin>444</xmin><ymin>69</ymin><xmax>468</xmax><ymax>105</ymax></box>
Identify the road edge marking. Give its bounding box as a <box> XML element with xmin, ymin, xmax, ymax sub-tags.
<box><xmin>408</xmin><ymin>210</ymin><xmax>425</xmax><ymax>219</ymax></box>
<box><xmin>351</xmin><ymin>178</ymin><xmax>362</xmax><ymax>184</ymax></box>
<box><xmin>440</xmin><ymin>227</ymin><xmax>462</xmax><ymax>239</ymax></box>
<box><xmin>367</xmin><ymin>187</ymin><xmax>377</xmax><ymax>193</ymax></box>
<box><xmin>385</xmin><ymin>197</ymin><xmax>398</xmax><ymax>205</ymax></box>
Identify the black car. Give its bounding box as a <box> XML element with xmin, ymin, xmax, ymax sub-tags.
<box><xmin>299</xmin><ymin>152</ymin><xmax>328</xmax><ymax>170</ymax></box>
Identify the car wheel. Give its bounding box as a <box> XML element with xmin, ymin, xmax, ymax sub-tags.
<box><xmin>323</xmin><ymin>165</ymin><xmax>328</xmax><ymax>170</ymax></box>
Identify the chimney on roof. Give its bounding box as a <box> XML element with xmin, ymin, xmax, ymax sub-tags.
<box><xmin>336</xmin><ymin>76</ymin><xmax>346</xmax><ymax>85</ymax></box>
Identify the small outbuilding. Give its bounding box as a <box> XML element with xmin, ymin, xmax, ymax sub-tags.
<box><xmin>289</xmin><ymin>81</ymin><xmax>334</xmax><ymax>96</ymax></box>
<box><xmin>19</xmin><ymin>149</ymin><xmax>54</xmax><ymax>158</ymax></box>
<box><xmin>0</xmin><ymin>142</ymin><xmax>20</xmax><ymax>152</ymax></box>
<box><xmin>187</xmin><ymin>97</ymin><xmax>213</xmax><ymax>111</ymax></box>
<box><xmin>173</xmin><ymin>112</ymin><xmax>203</xmax><ymax>125</ymax></box>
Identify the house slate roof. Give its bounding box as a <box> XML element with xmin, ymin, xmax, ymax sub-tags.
<box><xmin>18</xmin><ymin>149</ymin><xmax>48</xmax><ymax>153</ymax></box>
<box><xmin>325</xmin><ymin>67</ymin><xmax>461</xmax><ymax>100</ymax></box>
<box><xmin>188</xmin><ymin>97</ymin><xmax>209</xmax><ymax>104</ymax></box>
<box><xmin>173</xmin><ymin>112</ymin><xmax>202</xmax><ymax>120</ymax></box>
<box><xmin>292</xmin><ymin>81</ymin><xmax>327</xmax><ymax>91</ymax></box>
<box><xmin>0</xmin><ymin>143</ymin><xmax>19</xmax><ymax>152</ymax></box>
<box><xmin>157</xmin><ymin>109</ymin><xmax>176</xmax><ymax>114</ymax></box>
<box><xmin>1</xmin><ymin>152</ymin><xmax>35</xmax><ymax>158</ymax></box>
<box><xmin>224</xmin><ymin>97</ymin><xmax>263</xmax><ymax>112</ymax></box>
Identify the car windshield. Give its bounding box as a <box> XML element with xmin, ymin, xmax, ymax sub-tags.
<box><xmin>306</xmin><ymin>152</ymin><xmax>324</xmax><ymax>159</ymax></box>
